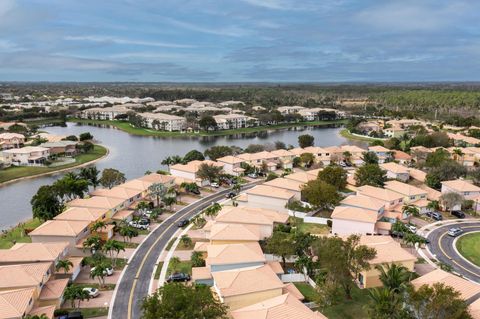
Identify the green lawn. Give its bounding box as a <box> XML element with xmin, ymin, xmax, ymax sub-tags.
<box><xmin>60</xmin><ymin>307</ymin><xmax>109</xmax><ymax>318</ymax></box>
<box><xmin>154</xmin><ymin>262</ymin><xmax>164</xmax><ymax>280</ymax></box>
<box><xmin>69</xmin><ymin>118</ymin><xmax>347</xmax><ymax>138</ymax></box>
<box><xmin>0</xmin><ymin>218</ymin><xmax>42</xmax><ymax>249</ymax></box>
<box><xmin>456</xmin><ymin>232</ymin><xmax>480</xmax><ymax>266</ymax></box>
<box><xmin>167</xmin><ymin>260</ymin><xmax>192</xmax><ymax>276</ymax></box>
<box><xmin>294</xmin><ymin>282</ymin><xmax>318</xmax><ymax>302</ymax></box>
<box><xmin>322</xmin><ymin>286</ymin><xmax>371</xmax><ymax>319</ymax></box>
<box><xmin>0</xmin><ymin>145</ymin><xmax>108</xmax><ymax>183</ymax></box>
<box><xmin>72</xmin><ymin>283</ymin><xmax>116</xmax><ymax>291</ymax></box>
<box><xmin>340</xmin><ymin>129</ymin><xmax>385</xmax><ymax>142</ymax></box>
<box><xmin>290</xmin><ymin>217</ymin><xmax>330</xmax><ymax>235</ymax></box>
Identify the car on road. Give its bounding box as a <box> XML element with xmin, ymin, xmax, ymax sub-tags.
<box><xmin>247</xmin><ymin>173</ymin><xmax>258</xmax><ymax>179</ymax></box>
<box><xmin>177</xmin><ymin>219</ymin><xmax>189</xmax><ymax>227</ymax></box>
<box><xmin>451</xmin><ymin>210</ymin><xmax>466</xmax><ymax>219</ymax></box>
<box><xmin>91</xmin><ymin>266</ymin><xmax>114</xmax><ymax>276</ymax></box>
<box><xmin>226</xmin><ymin>192</ymin><xmax>236</xmax><ymax>199</ymax></box>
<box><xmin>447</xmin><ymin>227</ymin><xmax>464</xmax><ymax>237</ymax></box>
<box><xmin>166</xmin><ymin>272</ymin><xmax>191</xmax><ymax>283</ymax></box>
<box><xmin>426</xmin><ymin>211</ymin><xmax>443</xmax><ymax>221</ymax></box>
<box><xmin>406</xmin><ymin>224</ymin><xmax>417</xmax><ymax>234</ymax></box>
<box><xmin>82</xmin><ymin>287</ymin><xmax>100</xmax><ymax>298</ymax></box>
<box><xmin>129</xmin><ymin>221</ymin><xmax>149</xmax><ymax>230</ymax></box>
<box><xmin>210</xmin><ymin>182</ymin><xmax>220</xmax><ymax>188</ymax></box>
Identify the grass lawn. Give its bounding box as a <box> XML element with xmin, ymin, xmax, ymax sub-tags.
<box><xmin>322</xmin><ymin>286</ymin><xmax>371</xmax><ymax>319</ymax></box>
<box><xmin>60</xmin><ymin>307</ymin><xmax>109</xmax><ymax>318</ymax></box>
<box><xmin>0</xmin><ymin>145</ymin><xmax>108</xmax><ymax>183</ymax></box>
<box><xmin>154</xmin><ymin>262</ymin><xmax>164</xmax><ymax>280</ymax></box>
<box><xmin>294</xmin><ymin>282</ymin><xmax>318</xmax><ymax>302</ymax></box>
<box><xmin>0</xmin><ymin>218</ymin><xmax>42</xmax><ymax>249</ymax></box>
<box><xmin>340</xmin><ymin>129</ymin><xmax>385</xmax><ymax>142</ymax></box>
<box><xmin>290</xmin><ymin>217</ymin><xmax>330</xmax><ymax>235</ymax></box>
<box><xmin>69</xmin><ymin>118</ymin><xmax>347</xmax><ymax>138</ymax></box>
<box><xmin>456</xmin><ymin>232</ymin><xmax>480</xmax><ymax>266</ymax></box>
<box><xmin>167</xmin><ymin>260</ymin><xmax>192</xmax><ymax>276</ymax></box>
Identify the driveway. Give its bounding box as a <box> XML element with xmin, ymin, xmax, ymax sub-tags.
<box><xmin>75</xmin><ymin>267</ymin><xmax>123</xmax><ymax>285</ymax></box>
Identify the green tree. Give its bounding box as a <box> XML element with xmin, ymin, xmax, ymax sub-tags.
<box><xmin>402</xmin><ymin>204</ymin><xmax>420</xmax><ymax>223</ymax></box>
<box><xmin>100</xmin><ymin>168</ymin><xmax>126</xmax><ymax>189</ymax></box>
<box><xmin>376</xmin><ymin>264</ymin><xmax>413</xmax><ymax>293</ymax></box>
<box><xmin>83</xmin><ymin>235</ymin><xmax>103</xmax><ymax>253</ymax></box>
<box><xmin>180</xmin><ymin>234</ymin><xmax>192</xmax><ymax>248</ymax></box>
<box><xmin>298</xmin><ymin>134</ymin><xmax>314</xmax><ymax>148</ymax></box>
<box><xmin>300</xmin><ymin>152</ymin><xmax>315</xmax><ymax>167</ymax></box>
<box><xmin>266</xmin><ymin>231</ymin><xmax>295</xmax><ymax>268</ymax></box>
<box><xmin>342</xmin><ymin>151</ymin><xmax>353</xmax><ymax>165</ymax></box>
<box><xmin>90</xmin><ymin>262</ymin><xmax>110</xmax><ymax>287</ymax></box>
<box><xmin>148</xmin><ymin>183</ymin><xmax>167</xmax><ymax>207</ymax></box>
<box><xmin>31</xmin><ymin>185</ymin><xmax>64</xmax><ymax>221</ymax></box>
<box><xmin>63</xmin><ymin>285</ymin><xmax>90</xmax><ymax>309</ymax></box>
<box><xmin>362</xmin><ymin>151</ymin><xmax>379</xmax><ymax>164</ymax></box>
<box><xmin>301</xmin><ymin>179</ymin><xmax>340</xmax><ymax>210</ymax></box>
<box><xmin>425</xmin><ymin>161</ymin><xmax>467</xmax><ymax>189</ymax></box>
<box><xmin>102</xmin><ymin>239</ymin><xmax>125</xmax><ymax>267</ymax></box>
<box><xmin>119</xmin><ymin>224</ymin><xmax>138</xmax><ymax>242</ymax></box>
<box><xmin>366</xmin><ymin>287</ymin><xmax>405</xmax><ymax>319</ymax></box>
<box><xmin>53</xmin><ymin>174</ymin><xmax>89</xmax><ymax>201</ymax></box>
<box><xmin>204</xmin><ymin>203</ymin><xmax>222</xmax><ymax>218</ymax></box>
<box><xmin>183</xmin><ymin>149</ymin><xmax>205</xmax><ymax>163</ymax></box>
<box><xmin>196</xmin><ymin>163</ymin><xmax>222</xmax><ymax>184</ymax></box>
<box><xmin>440</xmin><ymin>192</ymin><xmax>464</xmax><ymax>215</ymax></box>
<box><xmin>55</xmin><ymin>259</ymin><xmax>74</xmax><ymax>274</ymax></box>
<box><xmin>203</xmin><ymin>145</ymin><xmax>235</xmax><ymax>160</ymax></box>
<box><xmin>90</xmin><ymin>220</ymin><xmax>107</xmax><ymax>233</ymax></box>
<box><xmin>317</xmin><ymin>165</ymin><xmax>347</xmax><ymax>190</ymax></box>
<box><xmin>141</xmin><ymin>283</ymin><xmax>228</xmax><ymax>319</ymax></box>
<box><xmin>191</xmin><ymin>251</ymin><xmax>206</xmax><ymax>267</ymax></box>
<box><xmin>79</xmin><ymin>166</ymin><xmax>100</xmax><ymax>189</ymax></box>
<box><xmin>355</xmin><ymin>163</ymin><xmax>387</xmax><ymax>187</ymax></box>
<box><xmin>169</xmin><ymin>256</ymin><xmax>181</xmax><ymax>273</ymax></box>
<box><xmin>79</xmin><ymin>132</ymin><xmax>94</xmax><ymax>141</ymax></box>
<box><xmin>198</xmin><ymin>115</ymin><xmax>217</xmax><ymax>130</ymax></box>
<box><xmin>425</xmin><ymin>148</ymin><xmax>451</xmax><ymax>168</ymax></box>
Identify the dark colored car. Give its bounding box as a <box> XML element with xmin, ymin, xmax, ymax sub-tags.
<box><xmin>58</xmin><ymin>312</ymin><xmax>84</xmax><ymax>319</ymax></box>
<box><xmin>177</xmin><ymin>219</ymin><xmax>189</xmax><ymax>227</ymax></box>
<box><xmin>451</xmin><ymin>210</ymin><xmax>466</xmax><ymax>219</ymax></box>
<box><xmin>389</xmin><ymin>230</ymin><xmax>404</xmax><ymax>239</ymax></box>
<box><xmin>226</xmin><ymin>192</ymin><xmax>236</xmax><ymax>198</ymax></box>
<box><xmin>166</xmin><ymin>272</ymin><xmax>191</xmax><ymax>282</ymax></box>
<box><xmin>190</xmin><ymin>188</ymin><xmax>201</xmax><ymax>195</ymax></box>
<box><xmin>426</xmin><ymin>211</ymin><xmax>443</xmax><ymax>221</ymax></box>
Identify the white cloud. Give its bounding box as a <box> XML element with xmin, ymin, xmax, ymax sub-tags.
<box><xmin>164</xmin><ymin>17</ymin><xmax>250</xmax><ymax>37</ymax></box>
<box><xmin>64</xmin><ymin>35</ymin><xmax>195</xmax><ymax>48</ymax></box>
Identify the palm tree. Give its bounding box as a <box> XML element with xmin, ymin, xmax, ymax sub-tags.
<box><xmin>79</xmin><ymin>166</ymin><xmax>100</xmax><ymax>189</ymax></box>
<box><xmin>452</xmin><ymin>148</ymin><xmax>464</xmax><ymax>162</ymax></box>
<box><xmin>204</xmin><ymin>203</ymin><xmax>222</xmax><ymax>218</ymax></box>
<box><xmin>55</xmin><ymin>259</ymin><xmax>74</xmax><ymax>274</ymax></box>
<box><xmin>191</xmin><ymin>250</ymin><xmax>206</xmax><ymax>267</ymax></box>
<box><xmin>376</xmin><ymin>264</ymin><xmax>413</xmax><ymax>293</ymax></box>
<box><xmin>343</xmin><ymin>151</ymin><xmax>352</xmax><ymax>165</ymax></box>
<box><xmin>90</xmin><ymin>220</ymin><xmax>107</xmax><ymax>233</ymax></box>
<box><xmin>180</xmin><ymin>234</ymin><xmax>192</xmax><ymax>248</ymax></box>
<box><xmin>161</xmin><ymin>156</ymin><xmax>173</xmax><ymax>169</ymax></box>
<box><xmin>148</xmin><ymin>183</ymin><xmax>167</xmax><ymax>207</ymax></box>
<box><xmin>365</xmin><ymin>287</ymin><xmax>403</xmax><ymax>319</ymax></box>
<box><xmin>25</xmin><ymin>314</ymin><xmax>50</xmax><ymax>319</ymax></box>
<box><xmin>103</xmin><ymin>239</ymin><xmax>126</xmax><ymax>267</ymax></box>
<box><xmin>169</xmin><ymin>256</ymin><xmax>181</xmax><ymax>273</ymax></box>
<box><xmin>119</xmin><ymin>224</ymin><xmax>138</xmax><ymax>242</ymax></box>
<box><xmin>83</xmin><ymin>235</ymin><xmax>103</xmax><ymax>253</ymax></box>
<box><xmin>63</xmin><ymin>285</ymin><xmax>90</xmax><ymax>309</ymax></box>
<box><xmin>232</xmin><ymin>183</ymin><xmax>241</xmax><ymax>194</ymax></box>
<box><xmin>402</xmin><ymin>204</ymin><xmax>419</xmax><ymax>223</ymax></box>
<box><xmin>90</xmin><ymin>262</ymin><xmax>109</xmax><ymax>287</ymax></box>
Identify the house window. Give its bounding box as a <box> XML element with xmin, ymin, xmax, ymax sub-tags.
<box><xmin>410</xmin><ymin>196</ymin><xmax>415</xmax><ymax>200</ymax></box>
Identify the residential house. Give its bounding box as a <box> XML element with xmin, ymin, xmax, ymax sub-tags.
<box><xmin>216</xmin><ymin>155</ymin><xmax>245</xmax><ymax>176</ymax></box>
<box><xmin>356</xmin><ymin>185</ymin><xmax>404</xmax><ymax>211</ymax></box>
<box><xmin>303</xmin><ymin>146</ymin><xmax>331</xmax><ymax>165</ymax></box>
<box><xmin>39</xmin><ymin>141</ymin><xmax>77</xmax><ymax>157</ymax></box>
<box><xmin>263</xmin><ymin>178</ymin><xmax>304</xmax><ymax>200</ymax></box>
<box><xmin>0</xmin><ymin>288</ymin><xmax>55</xmax><ymax>319</ymax></box>
<box><xmin>340</xmin><ymin>145</ymin><xmax>365</xmax><ymax>165</ymax></box>
<box><xmin>138</xmin><ymin>112</ymin><xmax>186</xmax><ymax>131</ymax></box>
<box><xmin>448</xmin><ymin>147</ymin><xmax>477</xmax><ymax>167</ymax></box>
<box><xmin>270</xmin><ymin>149</ymin><xmax>295</xmax><ymax>169</ymax></box>
<box><xmin>340</xmin><ymin>195</ymin><xmax>385</xmax><ymax>214</ymax></box>
<box><xmin>0</xmin><ymin>133</ymin><xmax>25</xmax><ymax>149</ymax></box>
<box><xmin>238</xmin><ymin>185</ymin><xmax>295</xmax><ymax>213</ymax></box>
<box><xmin>356</xmin><ymin>236</ymin><xmax>416</xmax><ymax>288</ymax></box>
<box><xmin>212</xmin><ymin>265</ymin><xmax>285</xmax><ymax>310</ymax></box>
<box><xmin>206</xmin><ymin>242</ymin><xmax>266</xmax><ymax>272</ymax></box>
<box><xmin>383</xmin><ymin>125</ymin><xmax>405</xmax><ymax>138</ymax></box>
<box><xmin>208</xmin><ymin>223</ymin><xmax>263</xmax><ymax>245</ymax></box>
<box><xmin>408</xmin><ymin>168</ymin><xmax>427</xmax><ymax>183</ymax></box>
<box><xmin>0</xmin><ymin>242</ymin><xmax>69</xmax><ymax>267</ymax></box>
<box><xmin>170</xmin><ymin>160</ymin><xmax>224</xmax><ymax>186</ymax></box>
<box><xmin>68</xmin><ymin>196</ymin><xmax>126</xmax><ymax>219</ymax></box>
<box><xmin>386</xmin><ymin>119</ymin><xmax>424</xmax><ymax>129</ymax></box>
<box><xmin>393</xmin><ymin>150</ymin><xmax>412</xmax><ymax>164</ymax></box>
<box><xmin>2</xmin><ymin>146</ymin><xmax>50</xmax><ymax>166</ymax></box>
<box><xmin>277</xmin><ymin>106</ymin><xmax>305</xmax><ymax>115</ymax></box>
<box><xmin>384</xmin><ymin>181</ymin><xmax>427</xmax><ymax>204</ymax></box>
<box><xmin>331</xmin><ymin>206</ymin><xmax>378</xmax><ymax>235</ymax></box>
<box><xmin>448</xmin><ymin>133</ymin><xmax>480</xmax><ymax>147</ymax></box>
<box><xmin>284</xmin><ymin>170</ymin><xmax>318</xmax><ymax>184</ymax></box>
<box><xmin>237</xmin><ymin>151</ymin><xmax>277</xmax><ymax>170</ymax></box>
<box><xmin>441</xmin><ymin>180</ymin><xmax>480</xmax><ymax>201</ymax></box>
<box><xmin>368</xmin><ymin>145</ymin><xmax>392</xmax><ymax>163</ymax></box>
<box><xmin>230</xmin><ymin>293</ymin><xmax>327</xmax><ymax>319</ymax></box>
<box><xmin>117</xmin><ymin>179</ymin><xmax>154</xmax><ymax>199</ymax></box>
<box><xmin>380</xmin><ymin>162</ymin><xmax>410</xmax><ymax>182</ymax></box>
<box><xmin>136</xmin><ymin>173</ymin><xmax>175</xmax><ymax>187</ymax></box>
<box><xmin>410</xmin><ymin>146</ymin><xmax>433</xmax><ymax>162</ymax></box>
<box><xmin>470</xmin><ymin>298</ymin><xmax>480</xmax><ymax>319</ymax></box>
<box><xmin>90</xmin><ymin>186</ymin><xmax>143</xmax><ymax>206</ymax></box>
<box><xmin>29</xmin><ymin>220</ymin><xmax>90</xmax><ymax>256</ymax></box>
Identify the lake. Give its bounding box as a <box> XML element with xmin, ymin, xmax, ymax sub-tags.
<box><xmin>0</xmin><ymin>122</ymin><xmax>365</xmax><ymax>229</ymax></box>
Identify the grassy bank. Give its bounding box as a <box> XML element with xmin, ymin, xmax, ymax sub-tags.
<box><xmin>456</xmin><ymin>232</ymin><xmax>480</xmax><ymax>266</ymax></box>
<box><xmin>340</xmin><ymin>129</ymin><xmax>385</xmax><ymax>143</ymax></box>
<box><xmin>0</xmin><ymin>218</ymin><xmax>42</xmax><ymax>249</ymax></box>
<box><xmin>68</xmin><ymin>118</ymin><xmax>347</xmax><ymax>138</ymax></box>
<box><xmin>0</xmin><ymin>145</ymin><xmax>108</xmax><ymax>184</ymax></box>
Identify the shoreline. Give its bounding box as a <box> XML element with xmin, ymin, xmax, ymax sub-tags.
<box><xmin>68</xmin><ymin>118</ymin><xmax>348</xmax><ymax>138</ymax></box>
<box><xmin>0</xmin><ymin>144</ymin><xmax>109</xmax><ymax>187</ymax></box>
<box><xmin>339</xmin><ymin>128</ymin><xmax>387</xmax><ymax>142</ymax></box>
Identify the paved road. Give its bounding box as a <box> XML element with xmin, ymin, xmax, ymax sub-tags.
<box><xmin>110</xmin><ymin>183</ymin><xmax>259</xmax><ymax>319</ymax></box>
<box><xmin>427</xmin><ymin>221</ymin><xmax>480</xmax><ymax>282</ymax></box>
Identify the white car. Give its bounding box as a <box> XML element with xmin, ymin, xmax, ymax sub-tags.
<box><xmin>91</xmin><ymin>266</ymin><xmax>114</xmax><ymax>276</ymax></box>
<box><xmin>129</xmin><ymin>221</ymin><xmax>149</xmax><ymax>230</ymax></box>
<box><xmin>210</xmin><ymin>182</ymin><xmax>220</xmax><ymax>188</ymax></box>
<box><xmin>406</xmin><ymin>225</ymin><xmax>417</xmax><ymax>234</ymax></box>
<box><xmin>83</xmin><ymin>287</ymin><xmax>100</xmax><ymax>298</ymax></box>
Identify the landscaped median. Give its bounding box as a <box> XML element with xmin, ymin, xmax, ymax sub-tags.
<box><xmin>0</xmin><ymin>144</ymin><xmax>108</xmax><ymax>184</ymax></box>
<box><xmin>69</xmin><ymin>118</ymin><xmax>347</xmax><ymax>138</ymax></box>
<box><xmin>456</xmin><ymin>232</ymin><xmax>480</xmax><ymax>267</ymax></box>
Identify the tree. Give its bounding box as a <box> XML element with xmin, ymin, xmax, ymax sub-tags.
<box><xmin>244</xmin><ymin>144</ymin><xmax>265</xmax><ymax>153</ymax></box>
<box><xmin>191</xmin><ymin>251</ymin><xmax>206</xmax><ymax>267</ymax></box>
<box><xmin>198</xmin><ymin>115</ymin><xmax>217</xmax><ymax>130</ymax></box>
<box><xmin>366</xmin><ymin>287</ymin><xmax>405</xmax><ymax>319</ymax></box>
<box><xmin>169</xmin><ymin>256</ymin><xmax>181</xmax><ymax>273</ymax></box>
<box><xmin>83</xmin><ymin>235</ymin><xmax>103</xmax><ymax>254</ymax></box>
<box><xmin>317</xmin><ymin>165</ymin><xmax>347</xmax><ymax>190</ymax></box>
<box><xmin>376</xmin><ymin>264</ymin><xmax>413</xmax><ymax>293</ymax></box>
<box><xmin>119</xmin><ymin>224</ymin><xmax>138</xmax><ymax>242</ymax></box>
<box><xmin>79</xmin><ymin>166</ymin><xmax>100</xmax><ymax>189</ymax></box>
<box><xmin>300</xmin><ymin>152</ymin><xmax>315</xmax><ymax>167</ymax></box>
<box><xmin>362</xmin><ymin>151</ymin><xmax>379</xmax><ymax>164</ymax></box>
<box><xmin>183</xmin><ymin>149</ymin><xmax>205</xmax><ymax>162</ymax></box>
<box><xmin>440</xmin><ymin>192</ymin><xmax>464</xmax><ymax>214</ymax></box>
<box><xmin>90</xmin><ymin>220</ymin><xmax>107</xmax><ymax>233</ymax></box>
<box><xmin>342</xmin><ymin>151</ymin><xmax>353</xmax><ymax>165</ymax></box>
<box><xmin>180</xmin><ymin>234</ymin><xmax>192</xmax><ymax>247</ymax></box>
<box><xmin>407</xmin><ymin>283</ymin><xmax>472</xmax><ymax>319</ymax></box>
<box><xmin>204</xmin><ymin>203</ymin><xmax>222</xmax><ymax>218</ymax></box>
<box><xmin>55</xmin><ymin>259</ymin><xmax>74</xmax><ymax>274</ymax></box>
<box><xmin>141</xmin><ymin>283</ymin><xmax>228</xmax><ymax>319</ymax></box>
<box><xmin>425</xmin><ymin>161</ymin><xmax>467</xmax><ymax>189</ymax></box>
<box><xmin>204</xmin><ymin>145</ymin><xmax>235</xmax><ymax>160</ymax></box>
<box><xmin>162</xmin><ymin>196</ymin><xmax>176</xmax><ymax>210</ymax></box>
<box><xmin>53</xmin><ymin>174</ymin><xmax>89</xmax><ymax>201</ymax></box>
<box><xmin>102</xmin><ymin>239</ymin><xmax>125</xmax><ymax>267</ymax></box>
<box><xmin>63</xmin><ymin>285</ymin><xmax>90</xmax><ymax>309</ymax></box>
<box><xmin>275</xmin><ymin>141</ymin><xmax>286</xmax><ymax>150</ymax></box>
<box><xmin>196</xmin><ymin>163</ymin><xmax>222</xmax><ymax>184</ymax></box>
<box><xmin>265</xmin><ymin>231</ymin><xmax>295</xmax><ymax>268</ymax></box>
<box><xmin>148</xmin><ymin>182</ymin><xmax>167</xmax><ymax>207</ymax></box>
<box><xmin>298</xmin><ymin>134</ymin><xmax>314</xmax><ymax>148</ymax></box>
<box><xmin>301</xmin><ymin>179</ymin><xmax>340</xmax><ymax>210</ymax></box>
<box><xmin>100</xmin><ymin>168</ymin><xmax>126</xmax><ymax>189</ymax></box>
<box><xmin>79</xmin><ymin>132</ymin><xmax>94</xmax><ymax>141</ymax></box>
<box><xmin>25</xmin><ymin>314</ymin><xmax>50</xmax><ymax>319</ymax></box>
<box><xmin>90</xmin><ymin>262</ymin><xmax>110</xmax><ymax>287</ymax></box>
<box><xmin>355</xmin><ymin>163</ymin><xmax>387</xmax><ymax>187</ymax></box>
<box><xmin>425</xmin><ymin>149</ymin><xmax>451</xmax><ymax>168</ymax></box>
<box><xmin>402</xmin><ymin>204</ymin><xmax>420</xmax><ymax>223</ymax></box>
<box><xmin>31</xmin><ymin>185</ymin><xmax>64</xmax><ymax>221</ymax></box>
<box><xmin>80</xmin><ymin>141</ymin><xmax>94</xmax><ymax>153</ymax></box>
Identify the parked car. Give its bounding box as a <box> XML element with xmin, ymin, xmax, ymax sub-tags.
<box><xmin>248</xmin><ymin>173</ymin><xmax>258</xmax><ymax>179</ymax></box>
<box><xmin>389</xmin><ymin>230</ymin><xmax>404</xmax><ymax>239</ymax></box>
<box><xmin>426</xmin><ymin>211</ymin><xmax>443</xmax><ymax>221</ymax></box>
<box><xmin>129</xmin><ymin>221</ymin><xmax>149</xmax><ymax>230</ymax></box>
<box><xmin>451</xmin><ymin>210</ymin><xmax>466</xmax><ymax>219</ymax></box>
<box><xmin>83</xmin><ymin>287</ymin><xmax>100</xmax><ymax>298</ymax></box>
<box><xmin>210</xmin><ymin>182</ymin><xmax>220</xmax><ymax>188</ymax></box>
<box><xmin>138</xmin><ymin>218</ymin><xmax>150</xmax><ymax>225</ymax></box>
<box><xmin>166</xmin><ymin>272</ymin><xmax>191</xmax><ymax>283</ymax></box>
<box><xmin>226</xmin><ymin>192</ymin><xmax>236</xmax><ymax>199</ymax></box>
<box><xmin>189</xmin><ymin>188</ymin><xmax>201</xmax><ymax>195</ymax></box>
<box><xmin>177</xmin><ymin>219</ymin><xmax>189</xmax><ymax>227</ymax></box>
<box><xmin>58</xmin><ymin>312</ymin><xmax>84</xmax><ymax>319</ymax></box>
<box><xmin>406</xmin><ymin>224</ymin><xmax>417</xmax><ymax>234</ymax></box>
<box><xmin>447</xmin><ymin>227</ymin><xmax>463</xmax><ymax>237</ymax></box>
<box><xmin>91</xmin><ymin>266</ymin><xmax>114</xmax><ymax>276</ymax></box>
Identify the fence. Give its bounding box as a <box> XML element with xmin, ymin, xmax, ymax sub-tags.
<box><xmin>288</xmin><ymin>210</ymin><xmax>331</xmax><ymax>225</ymax></box>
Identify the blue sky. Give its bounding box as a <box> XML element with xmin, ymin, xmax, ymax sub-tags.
<box><xmin>0</xmin><ymin>0</ymin><xmax>479</xmax><ymax>82</ymax></box>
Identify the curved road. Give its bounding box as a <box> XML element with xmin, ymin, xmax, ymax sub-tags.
<box><xmin>110</xmin><ymin>183</ymin><xmax>259</xmax><ymax>319</ymax></box>
<box><xmin>427</xmin><ymin>221</ymin><xmax>480</xmax><ymax>282</ymax></box>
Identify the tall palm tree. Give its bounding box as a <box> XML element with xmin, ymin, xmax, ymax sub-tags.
<box><xmin>103</xmin><ymin>239</ymin><xmax>125</xmax><ymax>267</ymax></box>
<box><xmin>83</xmin><ymin>235</ymin><xmax>103</xmax><ymax>253</ymax></box>
<box><xmin>55</xmin><ymin>259</ymin><xmax>74</xmax><ymax>274</ymax></box>
<box><xmin>452</xmin><ymin>148</ymin><xmax>464</xmax><ymax>162</ymax></box>
<box><xmin>148</xmin><ymin>182</ymin><xmax>167</xmax><ymax>207</ymax></box>
<box><xmin>90</xmin><ymin>220</ymin><xmax>107</xmax><ymax>233</ymax></box>
<box><xmin>402</xmin><ymin>204</ymin><xmax>419</xmax><ymax>223</ymax></box>
<box><xmin>365</xmin><ymin>287</ymin><xmax>403</xmax><ymax>319</ymax></box>
<box><xmin>376</xmin><ymin>264</ymin><xmax>413</xmax><ymax>293</ymax></box>
<box><xmin>90</xmin><ymin>262</ymin><xmax>109</xmax><ymax>287</ymax></box>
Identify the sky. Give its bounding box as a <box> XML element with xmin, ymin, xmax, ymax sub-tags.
<box><xmin>0</xmin><ymin>0</ymin><xmax>479</xmax><ymax>82</ymax></box>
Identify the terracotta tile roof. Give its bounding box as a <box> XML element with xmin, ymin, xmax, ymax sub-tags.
<box><xmin>380</xmin><ymin>162</ymin><xmax>409</xmax><ymax>174</ymax></box>
<box><xmin>303</xmin><ymin>146</ymin><xmax>327</xmax><ymax>154</ymax></box>
<box><xmin>209</xmin><ymin>223</ymin><xmax>262</xmax><ymax>242</ymax></box>
<box><xmin>283</xmin><ymin>283</ymin><xmax>305</xmax><ymax>300</ymax></box>
<box><xmin>393</xmin><ymin>150</ymin><xmax>412</xmax><ymax>161</ymax></box>
<box><xmin>0</xmin><ymin>242</ymin><xmax>68</xmax><ymax>264</ymax></box>
<box><xmin>340</xmin><ymin>195</ymin><xmax>385</xmax><ymax>211</ymax></box>
<box><xmin>118</xmin><ymin>179</ymin><xmax>153</xmax><ymax>191</ymax></box>
<box><xmin>384</xmin><ymin>181</ymin><xmax>427</xmax><ymax>197</ymax></box>
<box><xmin>230</xmin><ymin>293</ymin><xmax>327</xmax><ymax>319</ymax></box>
<box><xmin>331</xmin><ymin>206</ymin><xmax>378</xmax><ymax>223</ymax></box>
<box><xmin>0</xmin><ymin>288</ymin><xmax>35</xmax><ymax>318</ymax></box>
<box><xmin>369</xmin><ymin>145</ymin><xmax>390</xmax><ymax>153</ymax></box>
<box><xmin>264</xmin><ymin>178</ymin><xmax>303</xmax><ymax>192</ymax></box>
<box><xmin>194</xmin><ymin>241</ymin><xmax>209</xmax><ymax>252</ymax></box>
<box><xmin>171</xmin><ymin>160</ymin><xmax>223</xmax><ymax>173</ymax></box>
<box><xmin>0</xmin><ymin>262</ymin><xmax>51</xmax><ymax>289</ymax></box>
<box><xmin>470</xmin><ymin>298</ymin><xmax>480</xmax><ymax>319</ymax></box>
<box><xmin>284</xmin><ymin>171</ymin><xmax>317</xmax><ymax>184</ymax></box>
<box><xmin>90</xmin><ymin>186</ymin><xmax>142</xmax><ymax>200</ymax></box>
<box><xmin>136</xmin><ymin>173</ymin><xmax>175</xmax><ymax>184</ymax></box>
<box><xmin>412</xmin><ymin>269</ymin><xmax>480</xmax><ymax>301</ymax></box>
<box><xmin>442</xmin><ymin>180</ymin><xmax>480</xmax><ymax>193</ymax></box>
<box><xmin>216</xmin><ymin>155</ymin><xmax>244</xmax><ymax>164</ymax></box>
<box><xmin>28</xmin><ymin>305</ymin><xmax>55</xmax><ymax>319</ymax></box>
<box><xmin>266</xmin><ymin>261</ymin><xmax>284</xmax><ymax>275</ymax></box>
<box><xmin>237</xmin><ymin>151</ymin><xmax>276</xmax><ymax>161</ymax></box>
<box><xmin>213</xmin><ymin>265</ymin><xmax>284</xmax><ymax>297</ymax></box>
<box><xmin>192</xmin><ymin>266</ymin><xmax>212</xmax><ymax>280</ymax></box>
<box><xmin>207</xmin><ymin>242</ymin><xmax>266</xmax><ymax>266</ymax></box>
<box><xmin>359</xmin><ymin>236</ymin><xmax>416</xmax><ymax>264</ymax></box>
<box><xmin>39</xmin><ymin>278</ymin><xmax>69</xmax><ymax>301</ymax></box>
<box><xmin>246</xmin><ymin>185</ymin><xmax>295</xmax><ymax>200</ymax></box>
<box><xmin>112</xmin><ymin>209</ymin><xmax>134</xmax><ymax>220</ymax></box>
<box><xmin>54</xmin><ymin>207</ymin><xmax>107</xmax><ymax>222</ymax></box>
<box><xmin>289</xmin><ymin>147</ymin><xmax>308</xmax><ymax>156</ymax></box>
<box><xmin>356</xmin><ymin>185</ymin><xmax>404</xmax><ymax>202</ymax></box>
<box><xmin>270</xmin><ymin>149</ymin><xmax>295</xmax><ymax>157</ymax></box>
<box><xmin>30</xmin><ymin>220</ymin><xmax>89</xmax><ymax>237</ymax></box>
<box><xmin>68</xmin><ymin>196</ymin><xmax>124</xmax><ymax>210</ymax></box>
<box><xmin>215</xmin><ymin>206</ymin><xmax>288</xmax><ymax>226</ymax></box>
<box><xmin>408</xmin><ymin>168</ymin><xmax>427</xmax><ymax>182</ymax></box>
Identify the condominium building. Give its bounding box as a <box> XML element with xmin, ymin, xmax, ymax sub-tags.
<box><xmin>138</xmin><ymin>112</ymin><xmax>186</xmax><ymax>131</ymax></box>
